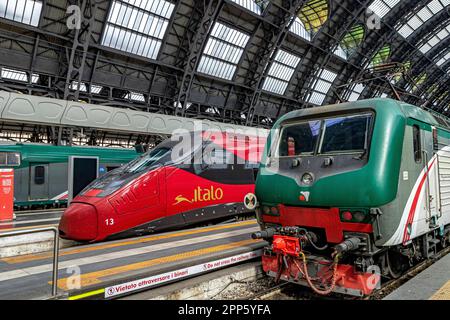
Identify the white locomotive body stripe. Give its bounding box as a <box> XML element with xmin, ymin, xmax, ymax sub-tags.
<box><xmin>384</xmin><ymin>146</ymin><xmax>450</xmax><ymax>246</ymax></box>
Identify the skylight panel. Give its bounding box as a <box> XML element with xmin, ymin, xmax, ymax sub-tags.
<box><xmin>126</xmin><ymin>91</ymin><xmax>145</xmax><ymax>102</ymax></box>
<box><xmin>262</xmin><ymin>50</ymin><xmax>301</xmax><ymax>95</ymax></box>
<box><xmin>90</xmin><ymin>85</ymin><xmax>103</xmax><ymax>94</ymax></box>
<box><xmin>334</xmin><ymin>46</ymin><xmax>347</xmax><ymax>59</ymax></box>
<box><xmin>101</xmin><ymin>0</ymin><xmax>175</xmax><ymax>60</ymax></box>
<box><xmin>290</xmin><ymin>18</ymin><xmax>311</xmax><ymax>41</ymax></box>
<box><xmin>0</xmin><ymin>0</ymin><xmax>42</xmax><ymax>26</ymax></box>
<box><xmin>306</xmin><ymin>68</ymin><xmax>337</xmax><ymax>105</ymax></box>
<box><xmin>70</xmin><ymin>81</ymin><xmax>87</xmax><ymax>92</ymax></box>
<box><xmin>1</xmin><ymin>67</ymin><xmax>38</xmax><ymax>83</ymax></box>
<box><xmin>418</xmin><ymin>24</ymin><xmax>450</xmax><ymax>54</ymax></box>
<box><xmin>397</xmin><ymin>0</ymin><xmax>446</xmax><ymax>38</ymax></box>
<box><xmin>368</xmin><ymin>0</ymin><xmax>401</xmax><ymax>19</ymax></box>
<box><xmin>197</xmin><ymin>22</ymin><xmax>250</xmax><ymax>80</ymax></box>
<box><xmin>228</xmin><ymin>0</ymin><xmax>268</xmax><ymax>15</ymax></box>
<box><xmin>348</xmin><ymin>84</ymin><xmax>365</xmax><ymax>102</ymax></box>
<box><xmin>437</xmin><ymin>52</ymin><xmax>450</xmax><ymax>66</ymax></box>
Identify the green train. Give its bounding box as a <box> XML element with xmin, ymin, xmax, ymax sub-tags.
<box><xmin>253</xmin><ymin>98</ymin><xmax>450</xmax><ymax>297</ymax></box>
<box><xmin>0</xmin><ymin>143</ymin><xmax>138</xmax><ymax>209</ymax></box>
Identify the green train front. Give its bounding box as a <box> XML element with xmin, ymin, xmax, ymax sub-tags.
<box><xmin>254</xmin><ymin>98</ymin><xmax>450</xmax><ymax>297</ymax></box>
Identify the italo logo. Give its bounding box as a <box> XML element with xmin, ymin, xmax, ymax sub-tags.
<box><xmin>174</xmin><ymin>186</ymin><xmax>224</xmax><ymax>205</ymax></box>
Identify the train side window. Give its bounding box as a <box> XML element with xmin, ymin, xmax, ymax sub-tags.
<box><xmin>0</xmin><ymin>153</ymin><xmax>6</xmax><ymax>166</ymax></box>
<box><xmin>0</xmin><ymin>152</ymin><xmax>20</xmax><ymax>166</ymax></box>
<box><xmin>34</xmin><ymin>166</ymin><xmax>46</xmax><ymax>185</ymax></box>
<box><xmin>413</xmin><ymin>125</ymin><xmax>422</xmax><ymax>163</ymax></box>
<box><xmin>7</xmin><ymin>153</ymin><xmax>20</xmax><ymax>166</ymax></box>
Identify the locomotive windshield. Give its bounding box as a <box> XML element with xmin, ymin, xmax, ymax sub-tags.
<box><xmin>124</xmin><ymin>147</ymin><xmax>171</xmax><ymax>174</ymax></box>
<box><xmin>278</xmin><ymin>113</ymin><xmax>373</xmax><ymax>157</ymax></box>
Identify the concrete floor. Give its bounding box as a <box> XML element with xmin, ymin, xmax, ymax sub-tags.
<box><xmin>384</xmin><ymin>253</ymin><xmax>450</xmax><ymax>300</ymax></box>
<box><xmin>0</xmin><ymin>220</ymin><xmax>264</xmax><ymax>300</ymax></box>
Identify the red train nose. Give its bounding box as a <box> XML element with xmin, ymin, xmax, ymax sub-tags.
<box><xmin>59</xmin><ymin>203</ymin><xmax>98</xmax><ymax>241</ymax></box>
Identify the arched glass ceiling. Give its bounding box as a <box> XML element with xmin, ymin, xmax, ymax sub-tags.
<box><xmin>348</xmin><ymin>83</ymin><xmax>365</xmax><ymax>101</ymax></box>
<box><xmin>0</xmin><ymin>0</ymin><xmax>42</xmax><ymax>27</ymax></box>
<box><xmin>262</xmin><ymin>50</ymin><xmax>302</xmax><ymax>95</ymax></box>
<box><xmin>290</xmin><ymin>18</ymin><xmax>311</xmax><ymax>41</ymax></box>
<box><xmin>300</xmin><ymin>0</ymin><xmax>328</xmax><ymax>34</ymax></box>
<box><xmin>306</xmin><ymin>68</ymin><xmax>337</xmax><ymax>105</ymax></box>
<box><xmin>405</xmin><ymin>72</ymin><xmax>427</xmax><ymax>92</ymax></box>
<box><xmin>418</xmin><ymin>23</ymin><xmax>450</xmax><ymax>54</ymax></box>
<box><xmin>396</xmin><ymin>0</ymin><xmax>450</xmax><ymax>38</ymax></box>
<box><xmin>370</xmin><ymin>45</ymin><xmax>391</xmax><ymax>67</ymax></box>
<box><xmin>290</xmin><ymin>0</ymin><xmax>328</xmax><ymax>41</ymax></box>
<box><xmin>368</xmin><ymin>0</ymin><xmax>401</xmax><ymax>19</ymax></box>
<box><xmin>437</xmin><ymin>52</ymin><xmax>450</xmax><ymax>66</ymax></box>
<box><xmin>229</xmin><ymin>0</ymin><xmax>269</xmax><ymax>15</ymax></box>
<box><xmin>197</xmin><ymin>22</ymin><xmax>250</xmax><ymax>80</ymax></box>
<box><xmin>393</xmin><ymin>61</ymin><xmax>411</xmax><ymax>83</ymax></box>
<box><xmin>334</xmin><ymin>24</ymin><xmax>365</xmax><ymax>60</ymax></box>
<box><xmin>101</xmin><ymin>0</ymin><xmax>175</xmax><ymax>60</ymax></box>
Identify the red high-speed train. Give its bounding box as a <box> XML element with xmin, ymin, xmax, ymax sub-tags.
<box><xmin>59</xmin><ymin>131</ymin><xmax>266</xmax><ymax>242</ymax></box>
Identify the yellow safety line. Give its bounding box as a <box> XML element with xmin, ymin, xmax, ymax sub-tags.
<box><xmin>430</xmin><ymin>280</ymin><xmax>450</xmax><ymax>300</ymax></box>
<box><xmin>0</xmin><ymin>224</ymin><xmax>58</xmax><ymax>233</ymax></box>
<box><xmin>2</xmin><ymin>220</ymin><xmax>257</xmax><ymax>264</ymax></box>
<box><xmin>68</xmin><ymin>289</ymin><xmax>105</xmax><ymax>300</ymax></box>
<box><xmin>55</xmin><ymin>238</ymin><xmax>262</xmax><ymax>291</ymax></box>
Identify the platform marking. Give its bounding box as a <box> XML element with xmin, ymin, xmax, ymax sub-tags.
<box><xmin>14</xmin><ymin>211</ymin><xmax>64</xmax><ymax>217</ymax></box>
<box><xmin>0</xmin><ymin>227</ymin><xmax>259</xmax><ymax>282</ymax></box>
<box><xmin>58</xmin><ymin>238</ymin><xmax>262</xmax><ymax>292</ymax></box>
<box><xmin>430</xmin><ymin>280</ymin><xmax>450</xmax><ymax>300</ymax></box>
<box><xmin>103</xmin><ymin>250</ymin><xmax>262</xmax><ymax>299</ymax></box>
<box><xmin>68</xmin><ymin>289</ymin><xmax>105</xmax><ymax>300</ymax></box>
<box><xmin>0</xmin><ymin>218</ymin><xmax>60</xmax><ymax>226</ymax></box>
<box><xmin>2</xmin><ymin>220</ymin><xmax>257</xmax><ymax>264</ymax></box>
<box><xmin>0</xmin><ymin>224</ymin><xmax>58</xmax><ymax>233</ymax></box>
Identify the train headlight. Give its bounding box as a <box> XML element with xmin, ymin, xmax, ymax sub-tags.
<box><xmin>301</xmin><ymin>173</ymin><xmax>314</xmax><ymax>185</ymax></box>
<box><xmin>341</xmin><ymin>211</ymin><xmax>353</xmax><ymax>221</ymax></box>
<box><xmin>353</xmin><ymin>211</ymin><xmax>366</xmax><ymax>222</ymax></box>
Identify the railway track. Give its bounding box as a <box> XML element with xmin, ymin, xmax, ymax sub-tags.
<box><xmin>237</xmin><ymin>246</ymin><xmax>450</xmax><ymax>301</ymax></box>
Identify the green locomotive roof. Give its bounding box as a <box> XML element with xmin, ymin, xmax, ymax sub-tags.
<box><xmin>0</xmin><ymin>143</ymin><xmax>138</xmax><ymax>164</ymax></box>
<box><xmin>273</xmin><ymin>98</ymin><xmax>446</xmax><ymax>131</ymax></box>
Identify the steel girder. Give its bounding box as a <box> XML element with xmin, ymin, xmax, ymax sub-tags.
<box><xmin>240</xmin><ymin>0</ymin><xmax>305</xmax><ymax>126</ymax></box>
<box><xmin>330</xmin><ymin>0</ymin><xmax>422</xmax><ymax>103</ymax></box>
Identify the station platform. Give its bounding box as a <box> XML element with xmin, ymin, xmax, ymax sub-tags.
<box><xmin>0</xmin><ymin>220</ymin><xmax>264</xmax><ymax>300</ymax></box>
<box><xmin>384</xmin><ymin>252</ymin><xmax>450</xmax><ymax>300</ymax></box>
<box><xmin>0</xmin><ymin>210</ymin><xmax>62</xmax><ymax>233</ymax></box>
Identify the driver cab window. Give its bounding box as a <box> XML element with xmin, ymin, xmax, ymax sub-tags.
<box><xmin>278</xmin><ymin>121</ymin><xmax>321</xmax><ymax>157</ymax></box>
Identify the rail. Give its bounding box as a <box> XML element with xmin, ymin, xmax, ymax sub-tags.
<box><xmin>0</xmin><ymin>227</ymin><xmax>59</xmax><ymax>297</ymax></box>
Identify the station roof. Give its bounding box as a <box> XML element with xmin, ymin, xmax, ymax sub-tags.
<box><xmin>0</xmin><ymin>0</ymin><xmax>449</xmax><ymax>128</ymax></box>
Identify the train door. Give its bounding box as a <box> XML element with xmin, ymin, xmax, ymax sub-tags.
<box><xmin>29</xmin><ymin>163</ymin><xmax>49</xmax><ymax>201</ymax></box>
<box><xmin>415</xmin><ymin>126</ymin><xmax>440</xmax><ymax>225</ymax></box>
<box><xmin>431</xmin><ymin>127</ymin><xmax>443</xmax><ymax>226</ymax></box>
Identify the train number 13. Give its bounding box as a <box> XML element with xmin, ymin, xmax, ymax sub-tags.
<box><xmin>105</xmin><ymin>218</ymin><xmax>114</xmax><ymax>226</ymax></box>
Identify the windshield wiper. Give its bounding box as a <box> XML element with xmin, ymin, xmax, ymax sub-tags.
<box><xmin>353</xmin><ymin>150</ymin><xmax>367</xmax><ymax>161</ymax></box>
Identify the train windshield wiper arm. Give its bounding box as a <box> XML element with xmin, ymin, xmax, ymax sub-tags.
<box><xmin>353</xmin><ymin>149</ymin><xmax>367</xmax><ymax>160</ymax></box>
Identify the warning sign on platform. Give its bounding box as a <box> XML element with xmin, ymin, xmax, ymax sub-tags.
<box><xmin>104</xmin><ymin>250</ymin><xmax>262</xmax><ymax>298</ymax></box>
<box><xmin>0</xmin><ymin>169</ymin><xmax>14</xmax><ymax>222</ymax></box>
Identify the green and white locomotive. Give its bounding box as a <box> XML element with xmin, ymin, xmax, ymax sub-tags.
<box><xmin>254</xmin><ymin>98</ymin><xmax>450</xmax><ymax>297</ymax></box>
<box><xmin>0</xmin><ymin>143</ymin><xmax>138</xmax><ymax>209</ymax></box>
